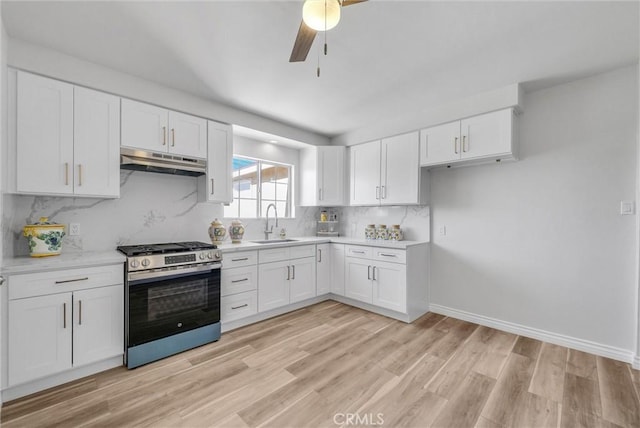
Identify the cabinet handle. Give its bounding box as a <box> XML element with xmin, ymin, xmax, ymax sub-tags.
<box><xmin>162</xmin><ymin>126</ymin><xmax>167</xmax><ymax>146</ymax></box>
<box><xmin>78</xmin><ymin>300</ymin><xmax>82</xmax><ymax>325</ymax></box>
<box><xmin>379</xmin><ymin>253</ymin><xmax>397</xmax><ymax>258</ymax></box>
<box><xmin>0</xmin><ymin>276</ymin><xmax>5</xmax><ymax>286</ymax></box>
<box><xmin>367</xmin><ymin>265</ymin><xmax>371</xmax><ymax>280</ymax></box>
<box><xmin>231</xmin><ymin>278</ymin><xmax>249</xmax><ymax>283</ymax></box>
<box><xmin>375</xmin><ymin>186</ymin><xmax>380</xmax><ymax>200</ymax></box>
<box><xmin>55</xmin><ymin>277</ymin><xmax>89</xmax><ymax>284</ymax></box>
<box><xmin>318</xmin><ymin>188</ymin><xmax>322</xmax><ymax>201</ymax></box>
<box><xmin>211</xmin><ymin>178</ymin><xmax>215</xmax><ymax>195</ymax></box>
<box><xmin>64</xmin><ymin>162</ymin><xmax>69</xmax><ymax>186</ymax></box>
<box><xmin>292</xmin><ymin>265</ymin><xmax>296</xmax><ymax>280</ymax></box>
<box><xmin>382</xmin><ymin>185</ymin><xmax>386</xmax><ymax>199</ymax></box>
<box><xmin>287</xmin><ymin>265</ymin><xmax>291</xmax><ymax>280</ymax></box>
<box><xmin>78</xmin><ymin>164</ymin><xmax>83</xmax><ymax>186</ymax></box>
<box><xmin>352</xmin><ymin>250</ymin><xmax>366</xmax><ymax>255</ymax></box>
<box><xmin>232</xmin><ymin>257</ymin><xmax>249</xmax><ymax>262</ymax></box>
<box><xmin>454</xmin><ymin>137</ymin><xmax>459</xmax><ymax>154</ymax></box>
<box><xmin>372</xmin><ymin>266</ymin><xmax>377</xmax><ymax>281</ymax></box>
<box><xmin>462</xmin><ymin>135</ymin><xmax>468</xmax><ymax>152</ymax></box>
<box><xmin>231</xmin><ymin>303</ymin><xmax>249</xmax><ymax>310</ymax></box>
<box><xmin>318</xmin><ymin>249</ymin><xmax>322</xmax><ymax>263</ymax></box>
<box><xmin>171</xmin><ymin>128</ymin><xmax>176</xmax><ymax>147</ymax></box>
<box><xmin>63</xmin><ymin>303</ymin><xmax>67</xmax><ymax>329</ymax></box>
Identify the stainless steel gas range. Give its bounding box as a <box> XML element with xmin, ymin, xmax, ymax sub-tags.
<box><xmin>117</xmin><ymin>242</ymin><xmax>222</xmax><ymax>368</ymax></box>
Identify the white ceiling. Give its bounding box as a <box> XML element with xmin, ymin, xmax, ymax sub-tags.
<box><xmin>2</xmin><ymin>0</ymin><xmax>638</xmax><ymax>141</ymax></box>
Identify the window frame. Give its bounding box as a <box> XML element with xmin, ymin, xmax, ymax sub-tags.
<box><xmin>225</xmin><ymin>155</ymin><xmax>294</xmax><ymax>219</ymax></box>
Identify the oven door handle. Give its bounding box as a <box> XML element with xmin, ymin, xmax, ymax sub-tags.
<box><xmin>128</xmin><ymin>263</ymin><xmax>221</xmax><ymax>283</ymax></box>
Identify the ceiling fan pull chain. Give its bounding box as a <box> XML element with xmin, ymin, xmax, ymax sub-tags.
<box><xmin>317</xmin><ymin>41</ymin><xmax>321</xmax><ymax>77</ymax></box>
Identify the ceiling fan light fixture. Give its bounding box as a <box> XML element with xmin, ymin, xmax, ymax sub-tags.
<box><xmin>302</xmin><ymin>0</ymin><xmax>341</xmax><ymax>32</ymax></box>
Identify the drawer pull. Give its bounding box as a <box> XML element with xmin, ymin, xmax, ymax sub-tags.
<box><xmin>352</xmin><ymin>250</ymin><xmax>366</xmax><ymax>255</ymax></box>
<box><xmin>55</xmin><ymin>277</ymin><xmax>89</xmax><ymax>284</ymax></box>
<box><xmin>63</xmin><ymin>303</ymin><xmax>67</xmax><ymax>329</ymax></box>
<box><xmin>231</xmin><ymin>278</ymin><xmax>249</xmax><ymax>283</ymax></box>
<box><xmin>231</xmin><ymin>303</ymin><xmax>249</xmax><ymax>310</ymax></box>
<box><xmin>379</xmin><ymin>253</ymin><xmax>398</xmax><ymax>258</ymax></box>
<box><xmin>78</xmin><ymin>300</ymin><xmax>82</xmax><ymax>325</ymax></box>
<box><xmin>232</xmin><ymin>257</ymin><xmax>249</xmax><ymax>262</ymax></box>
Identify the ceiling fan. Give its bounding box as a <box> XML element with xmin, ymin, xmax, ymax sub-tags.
<box><xmin>289</xmin><ymin>0</ymin><xmax>368</xmax><ymax>63</ymax></box>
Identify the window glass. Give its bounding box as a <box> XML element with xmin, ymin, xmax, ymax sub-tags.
<box><xmin>224</xmin><ymin>156</ymin><xmax>293</xmax><ymax>219</ymax></box>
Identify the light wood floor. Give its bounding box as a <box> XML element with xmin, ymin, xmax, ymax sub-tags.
<box><xmin>2</xmin><ymin>301</ymin><xmax>639</xmax><ymax>428</ymax></box>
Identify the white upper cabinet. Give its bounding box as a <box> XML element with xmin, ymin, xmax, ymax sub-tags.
<box><xmin>15</xmin><ymin>72</ymin><xmax>120</xmax><ymax>198</ymax></box>
<box><xmin>121</xmin><ymin>99</ymin><xmax>207</xmax><ymax>159</ymax></box>
<box><xmin>16</xmin><ymin>72</ymin><xmax>74</xmax><ymax>195</ymax></box>
<box><xmin>198</xmin><ymin>120</ymin><xmax>233</xmax><ymax>204</ymax></box>
<box><xmin>350</xmin><ymin>131</ymin><xmax>426</xmax><ymax>206</ymax></box>
<box><xmin>74</xmin><ymin>87</ymin><xmax>121</xmax><ymax>198</ymax></box>
<box><xmin>300</xmin><ymin>146</ymin><xmax>346</xmax><ymax>206</ymax></box>
<box><xmin>420</xmin><ymin>108</ymin><xmax>516</xmax><ymax>167</ymax></box>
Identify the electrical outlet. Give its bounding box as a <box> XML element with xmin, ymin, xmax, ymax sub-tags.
<box><xmin>439</xmin><ymin>226</ymin><xmax>447</xmax><ymax>236</ymax></box>
<box><xmin>69</xmin><ymin>223</ymin><xmax>80</xmax><ymax>236</ymax></box>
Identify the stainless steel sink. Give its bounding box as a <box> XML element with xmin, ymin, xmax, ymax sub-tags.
<box><xmin>250</xmin><ymin>239</ymin><xmax>299</xmax><ymax>244</ymax></box>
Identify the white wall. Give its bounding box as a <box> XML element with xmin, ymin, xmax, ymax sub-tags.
<box><xmin>7</xmin><ymin>38</ymin><xmax>330</xmax><ymax>147</ymax></box>
<box><xmin>0</xmin><ymin>5</ymin><xmax>6</xmax><ymax>402</ymax></box>
<box><xmin>430</xmin><ymin>65</ymin><xmax>639</xmax><ymax>360</ymax></box>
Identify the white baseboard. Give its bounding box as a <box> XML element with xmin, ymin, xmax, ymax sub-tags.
<box><xmin>429</xmin><ymin>304</ymin><xmax>636</xmax><ymax>364</ymax></box>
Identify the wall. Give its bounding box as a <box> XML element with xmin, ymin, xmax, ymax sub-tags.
<box><xmin>429</xmin><ymin>65</ymin><xmax>639</xmax><ymax>360</ymax></box>
<box><xmin>0</xmin><ymin>6</ymin><xmax>6</xmax><ymax>402</ymax></box>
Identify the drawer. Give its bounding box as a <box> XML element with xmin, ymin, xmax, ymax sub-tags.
<box><xmin>289</xmin><ymin>244</ymin><xmax>315</xmax><ymax>260</ymax></box>
<box><xmin>9</xmin><ymin>264</ymin><xmax>124</xmax><ymax>300</ymax></box>
<box><xmin>221</xmin><ymin>291</ymin><xmax>258</xmax><ymax>323</ymax></box>
<box><xmin>259</xmin><ymin>247</ymin><xmax>290</xmax><ymax>264</ymax></box>
<box><xmin>223</xmin><ymin>251</ymin><xmax>257</xmax><ymax>269</ymax></box>
<box><xmin>221</xmin><ymin>265</ymin><xmax>258</xmax><ymax>297</ymax></box>
<box><xmin>372</xmin><ymin>247</ymin><xmax>406</xmax><ymax>264</ymax></box>
<box><xmin>345</xmin><ymin>245</ymin><xmax>373</xmax><ymax>259</ymax></box>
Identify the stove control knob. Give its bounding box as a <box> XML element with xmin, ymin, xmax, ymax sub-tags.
<box><xmin>207</xmin><ymin>252</ymin><xmax>213</xmax><ymax>259</ymax></box>
<box><xmin>141</xmin><ymin>258</ymin><xmax>150</xmax><ymax>267</ymax></box>
<box><xmin>215</xmin><ymin>251</ymin><xmax>222</xmax><ymax>260</ymax></box>
<box><xmin>130</xmin><ymin>260</ymin><xmax>140</xmax><ymax>269</ymax></box>
<box><xmin>199</xmin><ymin>253</ymin><xmax>206</xmax><ymax>260</ymax></box>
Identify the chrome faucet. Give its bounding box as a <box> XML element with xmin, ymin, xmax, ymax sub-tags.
<box><xmin>264</xmin><ymin>203</ymin><xmax>279</xmax><ymax>240</ymax></box>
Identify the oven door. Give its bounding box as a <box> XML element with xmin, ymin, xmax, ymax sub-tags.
<box><xmin>127</xmin><ymin>264</ymin><xmax>220</xmax><ymax>348</ymax></box>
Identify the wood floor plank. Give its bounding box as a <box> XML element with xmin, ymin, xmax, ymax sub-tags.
<box><xmin>560</xmin><ymin>372</ymin><xmax>603</xmax><ymax>428</ymax></box>
<box><xmin>512</xmin><ymin>336</ymin><xmax>542</xmax><ymax>359</ymax></box>
<box><xmin>432</xmin><ymin>371</ymin><xmax>497</xmax><ymax>428</ymax></box>
<box><xmin>567</xmin><ymin>348</ymin><xmax>598</xmax><ymax>381</ymax></box>
<box><xmin>511</xmin><ymin>391</ymin><xmax>560</xmax><ymax>428</ymax></box>
<box><xmin>471</xmin><ymin>327</ymin><xmax>518</xmax><ymax>379</ymax></box>
<box><xmin>529</xmin><ymin>342</ymin><xmax>568</xmax><ymax>403</ymax></box>
<box><xmin>597</xmin><ymin>356</ymin><xmax>640</xmax><ymax>428</ymax></box>
<box><xmin>481</xmin><ymin>352</ymin><xmax>536</xmax><ymax>426</ymax></box>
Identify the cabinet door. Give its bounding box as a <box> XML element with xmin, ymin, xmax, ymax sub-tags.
<box><xmin>330</xmin><ymin>243</ymin><xmax>345</xmax><ymax>296</ymax></box>
<box><xmin>419</xmin><ymin>121</ymin><xmax>461</xmax><ymax>166</ymax></box>
<box><xmin>204</xmin><ymin>120</ymin><xmax>233</xmax><ymax>203</ymax></box>
<box><xmin>16</xmin><ymin>72</ymin><xmax>74</xmax><ymax>195</ymax></box>
<box><xmin>460</xmin><ymin>109</ymin><xmax>513</xmax><ymax>160</ymax></box>
<box><xmin>73</xmin><ymin>285</ymin><xmax>124</xmax><ymax>367</ymax></box>
<box><xmin>73</xmin><ymin>87</ymin><xmax>121</xmax><ymax>198</ymax></box>
<box><xmin>258</xmin><ymin>260</ymin><xmax>290</xmax><ymax>312</ymax></box>
<box><xmin>316</xmin><ymin>244</ymin><xmax>331</xmax><ymax>295</ymax></box>
<box><xmin>8</xmin><ymin>293</ymin><xmax>73</xmax><ymax>386</ymax></box>
<box><xmin>381</xmin><ymin>131</ymin><xmax>420</xmax><ymax>205</ymax></box>
<box><xmin>349</xmin><ymin>141</ymin><xmax>380</xmax><ymax>206</ymax></box>
<box><xmin>121</xmin><ymin>98</ymin><xmax>168</xmax><ymax>153</ymax></box>
<box><xmin>319</xmin><ymin>146</ymin><xmax>346</xmax><ymax>206</ymax></box>
<box><xmin>344</xmin><ymin>256</ymin><xmax>372</xmax><ymax>304</ymax></box>
<box><xmin>168</xmin><ymin>111</ymin><xmax>207</xmax><ymax>158</ymax></box>
<box><xmin>372</xmin><ymin>261</ymin><xmax>407</xmax><ymax>313</ymax></box>
<box><xmin>290</xmin><ymin>257</ymin><xmax>316</xmax><ymax>303</ymax></box>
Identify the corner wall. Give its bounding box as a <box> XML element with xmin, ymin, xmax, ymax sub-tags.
<box><xmin>429</xmin><ymin>65</ymin><xmax>639</xmax><ymax>360</ymax></box>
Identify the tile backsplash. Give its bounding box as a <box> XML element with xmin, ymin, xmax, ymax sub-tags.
<box><xmin>3</xmin><ymin>171</ymin><xmax>430</xmax><ymax>257</ymax></box>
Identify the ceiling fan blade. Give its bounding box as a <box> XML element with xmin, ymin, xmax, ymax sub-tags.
<box><xmin>342</xmin><ymin>0</ymin><xmax>368</xmax><ymax>6</ymax></box>
<box><xmin>290</xmin><ymin>21</ymin><xmax>317</xmax><ymax>62</ymax></box>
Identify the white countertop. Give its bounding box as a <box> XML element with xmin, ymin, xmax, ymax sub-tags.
<box><xmin>218</xmin><ymin>236</ymin><xmax>428</xmax><ymax>253</ymax></box>
<box><xmin>2</xmin><ymin>251</ymin><xmax>126</xmax><ymax>275</ymax></box>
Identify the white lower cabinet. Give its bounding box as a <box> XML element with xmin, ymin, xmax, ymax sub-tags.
<box><xmin>372</xmin><ymin>261</ymin><xmax>407</xmax><ymax>313</ymax></box>
<box><xmin>331</xmin><ymin>244</ymin><xmax>345</xmax><ymax>296</ymax></box>
<box><xmin>221</xmin><ymin>251</ymin><xmax>258</xmax><ymax>323</ymax></box>
<box><xmin>345</xmin><ymin>257</ymin><xmax>373</xmax><ymax>303</ymax></box>
<box><xmin>258</xmin><ymin>245</ymin><xmax>316</xmax><ymax>312</ymax></box>
<box><xmin>7</xmin><ymin>264</ymin><xmax>124</xmax><ymax>387</ymax></box>
<box><xmin>316</xmin><ymin>243</ymin><xmax>331</xmax><ymax>295</ymax></box>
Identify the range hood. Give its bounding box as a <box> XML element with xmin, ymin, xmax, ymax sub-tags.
<box><xmin>120</xmin><ymin>147</ymin><xmax>206</xmax><ymax>177</ymax></box>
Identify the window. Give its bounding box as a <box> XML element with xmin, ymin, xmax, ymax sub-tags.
<box><xmin>224</xmin><ymin>156</ymin><xmax>293</xmax><ymax>219</ymax></box>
